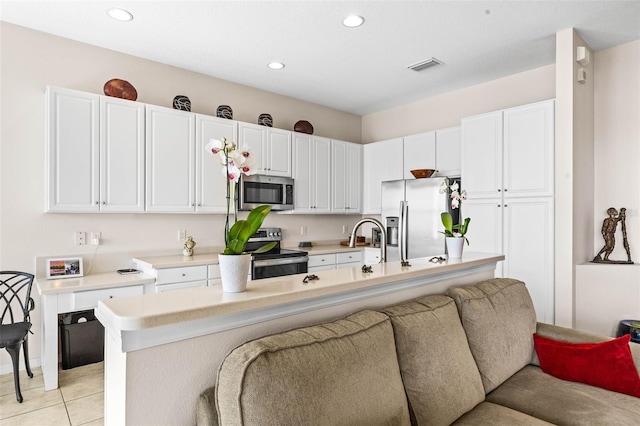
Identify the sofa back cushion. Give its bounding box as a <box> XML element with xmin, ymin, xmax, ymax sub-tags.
<box><xmin>215</xmin><ymin>310</ymin><xmax>410</xmax><ymax>426</ymax></box>
<box><xmin>381</xmin><ymin>295</ymin><xmax>485</xmax><ymax>426</ymax></box>
<box><xmin>446</xmin><ymin>278</ymin><xmax>537</xmax><ymax>393</ymax></box>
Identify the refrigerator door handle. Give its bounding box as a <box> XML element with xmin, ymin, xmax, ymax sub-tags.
<box><xmin>400</xmin><ymin>201</ymin><xmax>408</xmax><ymax>261</ymax></box>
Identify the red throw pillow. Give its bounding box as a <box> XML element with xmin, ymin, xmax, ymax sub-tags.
<box><xmin>533</xmin><ymin>333</ymin><xmax>640</xmax><ymax>398</ymax></box>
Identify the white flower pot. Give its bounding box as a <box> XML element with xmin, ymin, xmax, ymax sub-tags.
<box><xmin>218</xmin><ymin>253</ymin><xmax>251</xmax><ymax>293</ymax></box>
<box><xmin>445</xmin><ymin>237</ymin><xmax>465</xmax><ymax>259</ymax></box>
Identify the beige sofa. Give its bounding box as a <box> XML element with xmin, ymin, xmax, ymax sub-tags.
<box><xmin>197</xmin><ymin>278</ymin><xmax>640</xmax><ymax>425</ymax></box>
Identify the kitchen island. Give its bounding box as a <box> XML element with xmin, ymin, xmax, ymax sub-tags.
<box><xmin>96</xmin><ymin>252</ymin><xmax>504</xmax><ymax>425</ymax></box>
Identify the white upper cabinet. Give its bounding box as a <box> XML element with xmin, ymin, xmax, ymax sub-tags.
<box><xmin>435</xmin><ymin>126</ymin><xmax>461</xmax><ymax>177</ymax></box>
<box><xmin>461</xmin><ymin>111</ymin><xmax>503</xmax><ymax>199</ymax></box>
<box><xmin>195</xmin><ymin>115</ymin><xmax>238</xmax><ymax>213</ymax></box>
<box><xmin>100</xmin><ymin>96</ymin><xmax>145</xmax><ymax>212</ymax></box>
<box><xmin>331</xmin><ymin>140</ymin><xmax>362</xmax><ymax>213</ymax></box>
<box><xmin>46</xmin><ymin>87</ymin><xmax>100</xmax><ymax>212</ymax></box>
<box><xmin>267</xmin><ymin>128</ymin><xmax>293</xmax><ymax>177</ymax></box>
<box><xmin>362</xmin><ymin>138</ymin><xmax>403</xmax><ymax>214</ymax></box>
<box><xmin>292</xmin><ymin>133</ymin><xmax>331</xmax><ymax>213</ymax></box>
<box><xmin>503</xmin><ymin>101</ymin><xmax>555</xmax><ymax>198</ymax></box>
<box><xmin>238</xmin><ymin>123</ymin><xmax>292</xmax><ymax>177</ymax></box>
<box><xmin>403</xmin><ymin>132</ymin><xmax>435</xmax><ymax>180</ymax></box>
<box><xmin>46</xmin><ymin>86</ymin><xmax>144</xmax><ymax>213</ymax></box>
<box><xmin>462</xmin><ymin>100</ymin><xmax>554</xmax><ymax>199</ymax></box>
<box><xmin>145</xmin><ymin>105</ymin><xmax>196</xmax><ymax>212</ymax></box>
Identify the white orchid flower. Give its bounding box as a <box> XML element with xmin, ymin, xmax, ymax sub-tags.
<box><xmin>205</xmin><ymin>138</ymin><xmax>224</xmax><ymax>155</ymax></box>
<box><xmin>439</xmin><ymin>178</ymin><xmax>448</xmax><ymax>194</ymax></box>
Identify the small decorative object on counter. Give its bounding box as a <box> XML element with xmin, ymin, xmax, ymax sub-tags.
<box><xmin>258</xmin><ymin>113</ymin><xmax>273</xmax><ymax>127</ymax></box>
<box><xmin>429</xmin><ymin>256</ymin><xmax>446</xmax><ymax>263</ymax></box>
<box><xmin>400</xmin><ymin>260</ymin><xmax>411</xmax><ymax>267</ymax></box>
<box><xmin>592</xmin><ymin>207</ymin><xmax>633</xmax><ymax>264</ymax></box>
<box><xmin>302</xmin><ymin>274</ymin><xmax>319</xmax><ymax>284</ymax></box>
<box><xmin>182</xmin><ymin>236</ymin><xmax>196</xmax><ymax>257</ymax></box>
<box><xmin>361</xmin><ymin>264</ymin><xmax>373</xmax><ymax>273</ymax></box>
<box><xmin>294</xmin><ymin>120</ymin><xmax>314</xmax><ymax>134</ymax></box>
<box><xmin>216</xmin><ymin>105</ymin><xmax>233</xmax><ymax>119</ymax></box>
<box><xmin>173</xmin><ymin>95</ymin><xmax>191</xmax><ymax>111</ymax></box>
<box><xmin>103</xmin><ymin>78</ymin><xmax>137</xmax><ymax>101</ymax></box>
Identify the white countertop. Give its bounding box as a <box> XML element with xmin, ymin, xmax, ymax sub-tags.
<box><xmin>97</xmin><ymin>252</ymin><xmax>503</xmax><ymax>332</ymax></box>
<box><xmin>36</xmin><ymin>271</ymin><xmax>155</xmax><ymax>295</ymax></box>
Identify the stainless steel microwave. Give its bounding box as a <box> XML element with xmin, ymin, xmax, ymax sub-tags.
<box><xmin>239</xmin><ymin>175</ymin><xmax>294</xmax><ymax>211</ymax></box>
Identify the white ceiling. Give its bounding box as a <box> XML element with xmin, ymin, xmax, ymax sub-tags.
<box><xmin>1</xmin><ymin>1</ymin><xmax>639</xmax><ymax>115</ymax></box>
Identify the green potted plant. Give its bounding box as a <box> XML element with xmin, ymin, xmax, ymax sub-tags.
<box><xmin>439</xmin><ymin>179</ymin><xmax>470</xmax><ymax>258</ymax></box>
<box><xmin>206</xmin><ymin>137</ymin><xmax>276</xmax><ymax>292</ymax></box>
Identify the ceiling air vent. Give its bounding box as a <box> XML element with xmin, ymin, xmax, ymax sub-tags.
<box><xmin>407</xmin><ymin>57</ymin><xmax>443</xmax><ymax>72</ymax></box>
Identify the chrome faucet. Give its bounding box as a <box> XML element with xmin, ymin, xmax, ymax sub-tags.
<box><xmin>349</xmin><ymin>218</ymin><xmax>387</xmax><ymax>263</ymax></box>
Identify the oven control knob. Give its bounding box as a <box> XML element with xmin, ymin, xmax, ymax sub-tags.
<box><xmin>276</xmin><ymin>231</ymin><xmax>281</xmax><ymax>236</ymax></box>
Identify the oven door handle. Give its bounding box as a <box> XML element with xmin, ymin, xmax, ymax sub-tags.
<box><xmin>253</xmin><ymin>256</ymin><xmax>309</xmax><ymax>267</ymax></box>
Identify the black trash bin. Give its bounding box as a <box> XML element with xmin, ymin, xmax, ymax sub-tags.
<box><xmin>616</xmin><ymin>320</ymin><xmax>640</xmax><ymax>344</ymax></box>
<box><xmin>59</xmin><ymin>309</ymin><xmax>104</xmax><ymax>370</ymax></box>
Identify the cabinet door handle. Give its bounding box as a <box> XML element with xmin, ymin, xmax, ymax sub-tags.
<box><xmin>504</xmin><ymin>204</ymin><xmax>508</xmax><ymax>207</ymax></box>
<box><xmin>498</xmin><ymin>189</ymin><xmax>501</xmax><ymax>192</ymax></box>
<box><xmin>102</xmin><ymin>201</ymin><xmax>106</xmax><ymax>205</ymax></box>
<box><xmin>95</xmin><ymin>201</ymin><xmax>99</xmax><ymax>205</ymax></box>
<box><xmin>498</xmin><ymin>204</ymin><xmax>501</xmax><ymax>207</ymax></box>
<box><xmin>504</xmin><ymin>188</ymin><xmax>508</xmax><ymax>192</ymax></box>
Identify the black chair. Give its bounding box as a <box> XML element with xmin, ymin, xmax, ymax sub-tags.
<box><xmin>0</xmin><ymin>271</ymin><xmax>35</xmax><ymax>403</ymax></box>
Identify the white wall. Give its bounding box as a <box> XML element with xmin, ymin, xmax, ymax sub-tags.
<box><xmin>0</xmin><ymin>22</ymin><xmax>362</xmax><ymax>368</ymax></box>
<box><xmin>593</xmin><ymin>40</ymin><xmax>640</xmax><ymax>259</ymax></box>
<box><xmin>361</xmin><ymin>64</ymin><xmax>556</xmax><ymax>143</ymax></box>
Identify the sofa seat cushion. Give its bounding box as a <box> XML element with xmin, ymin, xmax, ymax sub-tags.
<box><xmin>486</xmin><ymin>365</ymin><xmax>640</xmax><ymax>426</ymax></box>
<box><xmin>452</xmin><ymin>401</ymin><xmax>554</xmax><ymax>425</ymax></box>
<box><xmin>381</xmin><ymin>295</ymin><xmax>485</xmax><ymax>426</ymax></box>
<box><xmin>446</xmin><ymin>278</ymin><xmax>537</xmax><ymax>393</ymax></box>
<box><xmin>215</xmin><ymin>310</ymin><xmax>410</xmax><ymax>426</ymax></box>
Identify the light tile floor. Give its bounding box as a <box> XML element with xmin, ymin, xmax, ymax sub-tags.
<box><xmin>0</xmin><ymin>362</ymin><xmax>104</xmax><ymax>425</ymax></box>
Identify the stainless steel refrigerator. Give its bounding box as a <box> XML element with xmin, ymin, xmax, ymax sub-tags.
<box><xmin>381</xmin><ymin>178</ymin><xmax>458</xmax><ymax>261</ymax></box>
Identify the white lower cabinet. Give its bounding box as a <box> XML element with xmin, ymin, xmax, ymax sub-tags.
<box><xmin>308</xmin><ymin>251</ymin><xmax>363</xmax><ymax>272</ymax></box>
<box><xmin>464</xmin><ymin>197</ymin><xmax>554</xmax><ymax>323</ymax></box>
<box><xmin>308</xmin><ymin>254</ymin><xmax>336</xmax><ymax>272</ymax></box>
<box><xmin>364</xmin><ymin>247</ymin><xmax>382</xmax><ymax>264</ymax></box>
<box><xmin>336</xmin><ymin>251</ymin><xmax>362</xmax><ymax>269</ymax></box>
<box><xmin>208</xmin><ymin>264</ymin><xmax>222</xmax><ymax>287</ymax></box>
<box><xmin>73</xmin><ymin>285</ymin><xmax>143</xmax><ymax>311</ymax></box>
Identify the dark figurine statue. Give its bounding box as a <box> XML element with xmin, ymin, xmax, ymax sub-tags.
<box><xmin>592</xmin><ymin>207</ymin><xmax>633</xmax><ymax>264</ymax></box>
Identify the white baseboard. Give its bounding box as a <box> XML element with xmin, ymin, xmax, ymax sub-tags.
<box><xmin>0</xmin><ymin>358</ymin><xmax>41</xmax><ymax>376</ymax></box>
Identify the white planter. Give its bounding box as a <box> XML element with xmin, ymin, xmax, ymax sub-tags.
<box><xmin>445</xmin><ymin>237</ymin><xmax>465</xmax><ymax>259</ymax></box>
<box><xmin>218</xmin><ymin>253</ymin><xmax>251</xmax><ymax>293</ymax></box>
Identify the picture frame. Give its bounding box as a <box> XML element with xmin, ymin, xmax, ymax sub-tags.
<box><xmin>46</xmin><ymin>257</ymin><xmax>84</xmax><ymax>279</ymax></box>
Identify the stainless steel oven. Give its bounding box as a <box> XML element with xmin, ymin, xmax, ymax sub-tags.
<box><xmin>239</xmin><ymin>175</ymin><xmax>294</xmax><ymax>211</ymax></box>
<box><xmin>246</xmin><ymin>228</ymin><xmax>308</xmax><ymax>280</ymax></box>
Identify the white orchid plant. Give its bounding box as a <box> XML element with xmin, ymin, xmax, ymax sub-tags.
<box><xmin>205</xmin><ymin>137</ymin><xmax>274</xmax><ymax>254</ymax></box>
<box><xmin>439</xmin><ymin>178</ymin><xmax>470</xmax><ymax>244</ymax></box>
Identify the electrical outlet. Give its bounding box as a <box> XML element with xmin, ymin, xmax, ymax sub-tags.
<box><xmin>90</xmin><ymin>232</ymin><xmax>102</xmax><ymax>245</ymax></box>
<box><xmin>342</xmin><ymin>225</ymin><xmax>349</xmax><ymax>235</ymax></box>
<box><xmin>75</xmin><ymin>231</ymin><xmax>86</xmax><ymax>246</ymax></box>
<box><xmin>178</xmin><ymin>230</ymin><xmax>186</xmax><ymax>241</ymax></box>
<box><xmin>301</xmin><ymin>225</ymin><xmax>307</xmax><ymax>236</ymax></box>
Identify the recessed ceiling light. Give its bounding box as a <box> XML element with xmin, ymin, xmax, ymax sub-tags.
<box><xmin>268</xmin><ymin>62</ymin><xmax>285</xmax><ymax>70</ymax></box>
<box><xmin>108</xmin><ymin>8</ymin><xmax>133</xmax><ymax>22</ymax></box>
<box><xmin>343</xmin><ymin>15</ymin><xmax>365</xmax><ymax>28</ymax></box>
